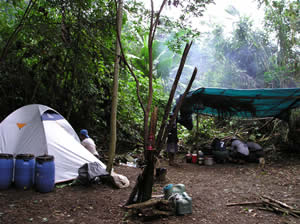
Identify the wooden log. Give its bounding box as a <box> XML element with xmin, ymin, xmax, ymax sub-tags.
<box><xmin>259</xmin><ymin>197</ymin><xmax>300</xmax><ymax>218</ymax></box>
<box><xmin>261</xmin><ymin>195</ymin><xmax>294</xmax><ymax>210</ymax></box>
<box><xmin>228</xmin><ymin>196</ymin><xmax>300</xmax><ymax>218</ymax></box>
<box><xmin>289</xmin><ymin>212</ymin><xmax>300</xmax><ymax>218</ymax></box>
<box><xmin>258</xmin><ymin>206</ymin><xmax>275</xmax><ymax>212</ymax></box>
<box><xmin>226</xmin><ymin>201</ymin><xmax>263</xmax><ymax>207</ymax></box>
<box><xmin>266</xmin><ymin>204</ymin><xmax>299</xmax><ymax>218</ymax></box>
<box><xmin>125</xmin><ymin>199</ymin><xmax>170</xmax><ymax>209</ymax></box>
<box><xmin>291</xmin><ymin>210</ymin><xmax>300</xmax><ymax>215</ymax></box>
<box><xmin>151</xmin><ymin>194</ymin><xmax>164</xmax><ymax>198</ymax></box>
<box><xmin>141</xmin><ymin>208</ymin><xmax>174</xmax><ymax>222</ymax></box>
<box><xmin>152</xmin><ymin>209</ymin><xmax>174</xmax><ymax>216</ymax></box>
<box><xmin>156</xmin><ymin>201</ymin><xmax>174</xmax><ymax>212</ymax></box>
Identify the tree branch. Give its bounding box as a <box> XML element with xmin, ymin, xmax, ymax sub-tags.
<box><xmin>151</xmin><ymin>0</ymin><xmax>168</xmax><ymax>43</ymax></box>
<box><xmin>1</xmin><ymin>0</ymin><xmax>37</xmax><ymax>61</ymax></box>
<box><xmin>115</xmin><ymin>4</ymin><xmax>145</xmax><ymax>114</ymax></box>
<box><xmin>159</xmin><ymin>67</ymin><xmax>198</xmax><ymax>153</ymax></box>
<box><xmin>156</xmin><ymin>42</ymin><xmax>193</xmax><ymax>151</ymax></box>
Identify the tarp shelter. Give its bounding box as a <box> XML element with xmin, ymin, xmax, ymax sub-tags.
<box><xmin>178</xmin><ymin>88</ymin><xmax>300</xmax><ymax>130</ymax></box>
<box><xmin>0</xmin><ymin>104</ymin><xmax>106</xmax><ymax>183</ymax></box>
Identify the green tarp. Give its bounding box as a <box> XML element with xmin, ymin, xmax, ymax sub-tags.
<box><xmin>178</xmin><ymin>88</ymin><xmax>300</xmax><ymax>129</ymax></box>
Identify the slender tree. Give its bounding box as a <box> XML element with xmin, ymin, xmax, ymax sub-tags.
<box><xmin>107</xmin><ymin>0</ymin><xmax>123</xmax><ymax>174</ymax></box>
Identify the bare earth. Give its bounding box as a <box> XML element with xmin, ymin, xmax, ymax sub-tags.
<box><xmin>0</xmin><ymin>155</ymin><xmax>299</xmax><ymax>224</ymax></box>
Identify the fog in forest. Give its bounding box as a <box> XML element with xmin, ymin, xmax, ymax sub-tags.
<box><xmin>158</xmin><ymin>1</ymin><xmax>299</xmax><ymax>97</ymax></box>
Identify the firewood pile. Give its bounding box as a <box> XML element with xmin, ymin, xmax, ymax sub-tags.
<box><xmin>124</xmin><ymin>198</ymin><xmax>175</xmax><ymax>221</ymax></box>
<box><xmin>227</xmin><ymin>195</ymin><xmax>300</xmax><ymax>218</ymax></box>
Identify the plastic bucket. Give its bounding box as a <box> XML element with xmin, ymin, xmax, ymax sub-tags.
<box><xmin>35</xmin><ymin>155</ymin><xmax>55</xmax><ymax>193</ymax></box>
<box><xmin>172</xmin><ymin>184</ymin><xmax>186</xmax><ymax>194</ymax></box>
<box><xmin>204</xmin><ymin>156</ymin><xmax>214</xmax><ymax>166</ymax></box>
<box><xmin>198</xmin><ymin>157</ymin><xmax>204</xmax><ymax>165</ymax></box>
<box><xmin>15</xmin><ymin>154</ymin><xmax>35</xmax><ymax>190</ymax></box>
<box><xmin>0</xmin><ymin>153</ymin><xmax>14</xmax><ymax>190</ymax></box>
<box><xmin>175</xmin><ymin>192</ymin><xmax>192</xmax><ymax>215</ymax></box>
<box><xmin>191</xmin><ymin>154</ymin><xmax>197</xmax><ymax>164</ymax></box>
<box><xmin>186</xmin><ymin>154</ymin><xmax>192</xmax><ymax>163</ymax></box>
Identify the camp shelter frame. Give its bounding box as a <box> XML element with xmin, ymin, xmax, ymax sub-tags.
<box><xmin>177</xmin><ymin>87</ymin><xmax>300</xmax><ymax>130</ymax></box>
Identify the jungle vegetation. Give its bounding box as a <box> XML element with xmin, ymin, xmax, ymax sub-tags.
<box><xmin>0</xmin><ymin>0</ymin><xmax>299</xmax><ymax>153</ymax></box>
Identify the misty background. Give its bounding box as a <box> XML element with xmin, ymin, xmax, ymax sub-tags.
<box><xmin>141</xmin><ymin>0</ymin><xmax>300</xmax><ymax>98</ymax></box>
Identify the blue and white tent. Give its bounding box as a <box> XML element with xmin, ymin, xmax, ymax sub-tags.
<box><xmin>0</xmin><ymin>104</ymin><xmax>106</xmax><ymax>183</ymax></box>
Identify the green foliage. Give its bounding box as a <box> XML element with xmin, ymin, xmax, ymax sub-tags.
<box><xmin>264</xmin><ymin>64</ymin><xmax>297</xmax><ymax>87</ymax></box>
<box><xmin>1</xmin><ymin>0</ymin><xmax>297</xmax><ymax>154</ymax></box>
<box><xmin>118</xmin><ymin>69</ymin><xmax>168</xmax><ymax>143</ymax></box>
<box><xmin>0</xmin><ymin>0</ymin><xmax>116</xmax><ymax>144</ymax></box>
<box><xmin>180</xmin><ymin>1</ymin><xmax>299</xmax><ymax>90</ymax></box>
<box><xmin>263</xmin><ymin>0</ymin><xmax>299</xmax><ymax>63</ymax></box>
<box><xmin>179</xmin><ymin>115</ymin><xmax>216</xmax><ymax>145</ymax></box>
<box><xmin>188</xmin><ymin>13</ymin><xmax>286</xmax><ymax>89</ymax></box>
<box><xmin>169</xmin><ymin>0</ymin><xmax>215</xmax><ymax>18</ymax></box>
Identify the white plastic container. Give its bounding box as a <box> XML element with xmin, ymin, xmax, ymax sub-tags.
<box><xmin>204</xmin><ymin>156</ymin><xmax>214</xmax><ymax>166</ymax></box>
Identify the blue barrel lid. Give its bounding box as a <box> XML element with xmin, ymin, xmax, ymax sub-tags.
<box><xmin>0</xmin><ymin>153</ymin><xmax>13</xmax><ymax>159</ymax></box>
<box><xmin>36</xmin><ymin>155</ymin><xmax>54</xmax><ymax>162</ymax></box>
<box><xmin>15</xmin><ymin>154</ymin><xmax>34</xmax><ymax>160</ymax></box>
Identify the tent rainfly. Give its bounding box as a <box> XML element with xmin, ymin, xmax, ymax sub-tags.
<box><xmin>0</xmin><ymin>104</ymin><xmax>106</xmax><ymax>183</ymax></box>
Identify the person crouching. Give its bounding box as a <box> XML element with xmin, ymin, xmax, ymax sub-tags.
<box><xmin>79</xmin><ymin>129</ymin><xmax>100</xmax><ymax>159</ymax></box>
<box><xmin>229</xmin><ymin>138</ymin><xmax>249</xmax><ymax>164</ymax></box>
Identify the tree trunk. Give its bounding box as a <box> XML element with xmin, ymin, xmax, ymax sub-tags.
<box><xmin>159</xmin><ymin>67</ymin><xmax>198</xmax><ymax>154</ymax></box>
<box><xmin>155</xmin><ymin>42</ymin><xmax>193</xmax><ymax>152</ymax></box>
<box><xmin>107</xmin><ymin>0</ymin><xmax>123</xmax><ymax>174</ymax></box>
<box><xmin>140</xmin><ymin>108</ymin><xmax>158</xmax><ymax>202</ymax></box>
<box><xmin>126</xmin><ymin>108</ymin><xmax>158</xmax><ymax>205</ymax></box>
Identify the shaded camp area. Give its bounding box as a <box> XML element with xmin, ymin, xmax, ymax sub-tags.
<box><xmin>0</xmin><ymin>95</ymin><xmax>299</xmax><ymax>224</ymax></box>
<box><xmin>177</xmin><ymin>87</ymin><xmax>300</xmax><ymax>130</ymax></box>
<box><xmin>0</xmin><ymin>157</ymin><xmax>299</xmax><ymax>224</ymax></box>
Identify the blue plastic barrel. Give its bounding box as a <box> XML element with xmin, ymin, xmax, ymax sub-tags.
<box><xmin>35</xmin><ymin>155</ymin><xmax>55</xmax><ymax>193</ymax></box>
<box><xmin>0</xmin><ymin>153</ymin><xmax>14</xmax><ymax>190</ymax></box>
<box><xmin>15</xmin><ymin>154</ymin><xmax>35</xmax><ymax>190</ymax></box>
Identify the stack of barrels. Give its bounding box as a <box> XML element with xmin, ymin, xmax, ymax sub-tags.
<box><xmin>0</xmin><ymin>153</ymin><xmax>55</xmax><ymax>193</ymax></box>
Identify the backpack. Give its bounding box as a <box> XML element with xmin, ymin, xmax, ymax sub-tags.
<box><xmin>211</xmin><ymin>138</ymin><xmax>226</xmax><ymax>151</ymax></box>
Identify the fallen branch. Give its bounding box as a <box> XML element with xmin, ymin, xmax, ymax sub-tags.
<box><xmin>261</xmin><ymin>195</ymin><xmax>294</xmax><ymax>210</ymax></box>
<box><xmin>227</xmin><ymin>195</ymin><xmax>300</xmax><ymax>218</ymax></box>
<box><xmin>124</xmin><ymin>198</ymin><xmax>174</xmax><ymax>221</ymax></box>
<box><xmin>226</xmin><ymin>201</ymin><xmax>263</xmax><ymax>207</ymax></box>
<box><xmin>259</xmin><ymin>205</ymin><xmax>299</xmax><ymax>218</ymax></box>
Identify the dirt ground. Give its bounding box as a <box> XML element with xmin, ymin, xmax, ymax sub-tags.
<box><xmin>0</xmin><ymin>153</ymin><xmax>299</xmax><ymax>224</ymax></box>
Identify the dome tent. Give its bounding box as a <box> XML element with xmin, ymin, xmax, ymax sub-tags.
<box><xmin>0</xmin><ymin>104</ymin><xmax>106</xmax><ymax>183</ymax></box>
